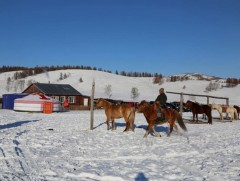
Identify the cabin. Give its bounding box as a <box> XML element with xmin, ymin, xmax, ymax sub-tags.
<box><xmin>22</xmin><ymin>83</ymin><xmax>90</xmax><ymax>110</ymax></box>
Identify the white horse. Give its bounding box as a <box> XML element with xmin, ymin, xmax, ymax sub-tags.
<box><xmin>211</xmin><ymin>103</ymin><xmax>223</xmax><ymax>120</ymax></box>
<box><xmin>226</xmin><ymin>107</ymin><xmax>239</xmax><ymax>121</ymax></box>
<box><xmin>211</xmin><ymin>104</ymin><xmax>238</xmax><ymax>121</ymax></box>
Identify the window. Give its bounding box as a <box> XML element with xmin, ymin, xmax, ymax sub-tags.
<box><xmin>60</xmin><ymin>96</ymin><xmax>65</xmax><ymax>103</ymax></box>
<box><xmin>68</xmin><ymin>96</ymin><xmax>76</xmax><ymax>103</ymax></box>
<box><xmin>52</xmin><ymin>96</ymin><xmax>59</xmax><ymax>101</ymax></box>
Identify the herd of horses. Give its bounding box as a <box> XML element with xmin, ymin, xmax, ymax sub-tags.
<box><xmin>95</xmin><ymin>98</ymin><xmax>240</xmax><ymax>138</ymax></box>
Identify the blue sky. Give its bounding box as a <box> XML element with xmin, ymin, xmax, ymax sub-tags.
<box><xmin>0</xmin><ymin>0</ymin><xmax>239</xmax><ymax>78</ymax></box>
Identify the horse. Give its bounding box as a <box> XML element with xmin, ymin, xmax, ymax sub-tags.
<box><xmin>233</xmin><ymin>105</ymin><xmax>240</xmax><ymax>118</ymax></box>
<box><xmin>211</xmin><ymin>103</ymin><xmax>224</xmax><ymax>120</ymax></box>
<box><xmin>136</xmin><ymin>100</ymin><xmax>187</xmax><ymax>137</ymax></box>
<box><xmin>212</xmin><ymin>104</ymin><xmax>238</xmax><ymax>120</ymax></box>
<box><xmin>185</xmin><ymin>100</ymin><xmax>212</xmax><ymax>124</ymax></box>
<box><xmin>226</xmin><ymin>106</ymin><xmax>239</xmax><ymax>121</ymax></box>
<box><xmin>95</xmin><ymin>98</ymin><xmax>135</xmax><ymax>131</ymax></box>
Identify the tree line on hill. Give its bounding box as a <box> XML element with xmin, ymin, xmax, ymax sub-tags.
<box><xmin>165</xmin><ymin>75</ymin><xmax>240</xmax><ymax>88</ymax></box>
<box><xmin>0</xmin><ymin>65</ymin><xmax>162</xmax><ymax>79</ymax></box>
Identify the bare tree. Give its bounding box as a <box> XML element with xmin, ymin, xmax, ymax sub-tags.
<box><xmin>131</xmin><ymin>87</ymin><xmax>140</xmax><ymax>101</ymax></box>
<box><xmin>59</xmin><ymin>72</ymin><xmax>63</xmax><ymax>80</ymax></box>
<box><xmin>79</xmin><ymin>77</ymin><xmax>83</xmax><ymax>83</ymax></box>
<box><xmin>14</xmin><ymin>80</ymin><xmax>19</xmax><ymax>92</ymax></box>
<box><xmin>205</xmin><ymin>81</ymin><xmax>220</xmax><ymax>92</ymax></box>
<box><xmin>6</xmin><ymin>77</ymin><xmax>11</xmax><ymax>92</ymax></box>
<box><xmin>153</xmin><ymin>75</ymin><xmax>163</xmax><ymax>84</ymax></box>
<box><xmin>104</xmin><ymin>84</ymin><xmax>112</xmax><ymax>98</ymax></box>
<box><xmin>19</xmin><ymin>80</ymin><xmax>25</xmax><ymax>91</ymax></box>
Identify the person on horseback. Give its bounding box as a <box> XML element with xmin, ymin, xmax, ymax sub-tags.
<box><xmin>155</xmin><ymin>88</ymin><xmax>167</xmax><ymax>121</ymax></box>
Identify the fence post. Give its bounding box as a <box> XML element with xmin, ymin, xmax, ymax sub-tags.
<box><xmin>90</xmin><ymin>80</ymin><xmax>95</xmax><ymax>130</ymax></box>
<box><xmin>180</xmin><ymin>93</ymin><xmax>183</xmax><ymax>116</ymax></box>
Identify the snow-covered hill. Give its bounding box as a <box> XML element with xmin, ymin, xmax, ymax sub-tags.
<box><xmin>1</xmin><ymin>69</ymin><xmax>240</xmax><ymax>105</ymax></box>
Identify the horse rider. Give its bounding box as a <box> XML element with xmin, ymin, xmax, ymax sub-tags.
<box><xmin>155</xmin><ymin>88</ymin><xmax>167</xmax><ymax>120</ymax></box>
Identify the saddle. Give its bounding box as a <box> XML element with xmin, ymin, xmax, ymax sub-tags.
<box><xmin>155</xmin><ymin>116</ymin><xmax>165</xmax><ymax>123</ymax></box>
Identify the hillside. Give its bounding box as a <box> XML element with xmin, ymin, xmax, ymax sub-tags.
<box><xmin>0</xmin><ymin>69</ymin><xmax>240</xmax><ymax>105</ymax></box>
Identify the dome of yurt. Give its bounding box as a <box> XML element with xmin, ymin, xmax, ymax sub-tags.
<box><xmin>14</xmin><ymin>93</ymin><xmax>61</xmax><ymax>112</ymax></box>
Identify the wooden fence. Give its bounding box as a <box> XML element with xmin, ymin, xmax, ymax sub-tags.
<box><xmin>166</xmin><ymin>91</ymin><xmax>229</xmax><ymax>115</ymax></box>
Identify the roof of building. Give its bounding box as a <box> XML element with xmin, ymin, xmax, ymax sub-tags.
<box><xmin>31</xmin><ymin>83</ymin><xmax>82</xmax><ymax>96</ymax></box>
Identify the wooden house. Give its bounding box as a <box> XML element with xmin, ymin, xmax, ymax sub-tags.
<box><xmin>22</xmin><ymin>83</ymin><xmax>90</xmax><ymax>110</ymax></box>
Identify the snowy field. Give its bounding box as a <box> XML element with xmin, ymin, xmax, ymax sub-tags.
<box><xmin>0</xmin><ymin>109</ymin><xmax>240</xmax><ymax>181</ymax></box>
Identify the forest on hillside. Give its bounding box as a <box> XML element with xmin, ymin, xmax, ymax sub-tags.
<box><xmin>0</xmin><ymin>65</ymin><xmax>161</xmax><ymax>78</ymax></box>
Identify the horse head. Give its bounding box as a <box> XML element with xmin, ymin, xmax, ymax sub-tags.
<box><xmin>211</xmin><ymin>103</ymin><xmax>221</xmax><ymax>110</ymax></box>
<box><xmin>95</xmin><ymin>98</ymin><xmax>105</xmax><ymax>109</ymax></box>
<box><xmin>185</xmin><ymin>100</ymin><xmax>192</xmax><ymax>108</ymax></box>
<box><xmin>136</xmin><ymin>100</ymin><xmax>149</xmax><ymax>113</ymax></box>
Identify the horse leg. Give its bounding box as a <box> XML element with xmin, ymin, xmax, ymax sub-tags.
<box><xmin>144</xmin><ymin>125</ymin><xmax>151</xmax><ymax>137</ymax></box>
<box><xmin>219</xmin><ymin>112</ymin><xmax>223</xmax><ymax>120</ymax></box>
<box><xmin>131</xmin><ymin>120</ymin><xmax>135</xmax><ymax>132</ymax></box>
<box><xmin>225</xmin><ymin>112</ymin><xmax>228</xmax><ymax>120</ymax></box>
<box><xmin>123</xmin><ymin>119</ymin><xmax>130</xmax><ymax>132</ymax></box>
<box><xmin>112</xmin><ymin>119</ymin><xmax>116</xmax><ymax>130</ymax></box>
<box><xmin>196</xmin><ymin>114</ymin><xmax>199</xmax><ymax>123</ymax></box>
<box><xmin>167</xmin><ymin>121</ymin><xmax>174</xmax><ymax>137</ymax></box>
<box><xmin>131</xmin><ymin>116</ymin><xmax>135</xmax><ymax>132</ymax></box>
<box><xmin>129</xmin><ymin>110</ymin><xmax>135</xmax><ymax>132</ymax></box>
<box><xmin>203</xmin><ymin>114</ymin><xmax>207</xmax><ymax>120</ymax></box>
<box><xmin>152</xmin><ymin>126</ymin><xmax>161</xmax><ymax>137</ymax></box>
<box><xmin>192</xmin><ymin>113</ymin><xmax>195</xmax><ymax>122</ymax></box>
<box><xmin>173</xmin><ymin>123</ymin><xmax>179</xmax><ymax>135</ymax></box>
<box><xmin>106</xmin><ymin>119</ymin><xmax>111</xmax><ymax>130</ymax></box>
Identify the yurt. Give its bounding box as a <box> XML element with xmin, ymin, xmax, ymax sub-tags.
<box><xmin>14</xmin><ymin>93</ymin><xmax>61</xmax><ymax>113</ymax></box>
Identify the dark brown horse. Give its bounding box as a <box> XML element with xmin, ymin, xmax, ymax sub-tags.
<box><xmin>136</xmin><ymin>100</ymin><xmax>187</xmax><ymax>137</ymax></box>
<box><xmin>185</xmin><ymin>100</ymin><xmax>212</xmax><ymax>124</ymax></box>
<box><xmin>234</xmin><ymin>105</ymin><xmax>240</xmax><ymax>118</ymax></box>
<box><xmin>95</xmin><ymin>98</ymin><xmax>135</xmax><ymax>131</ymax></box>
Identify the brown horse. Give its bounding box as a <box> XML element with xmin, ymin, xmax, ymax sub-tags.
<box><xmin>185</xmin><ymin>100</ymin><xmax>212</xmax><ymax>124</ymax></box>
<box><xmin>136</xmin><ymin>100</ymin><xmax>187</xmax><ymax>137</ymax></box>
<box><xmin>95</xmin><ymin>98</ymin><xmax>135</xmax><ymax>131</ymax></box>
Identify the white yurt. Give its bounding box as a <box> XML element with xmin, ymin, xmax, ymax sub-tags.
<box><xmin>14</xmin><ymin>93</ymin><xmax>61</xmax><ymax>112</ymax></box>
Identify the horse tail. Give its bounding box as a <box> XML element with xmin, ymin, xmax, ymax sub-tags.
<box><xmin>128</xmin><ymin>107</ymin><xmax>135</xmax><ymax>131</ymax></box>
<box><xmin>208</xmin><ymin>113</ymin><xmax>212</xmax><ymax>124</ymax></box>
<box><xmin>176</xmin><ymin>112</ymin><xmax>187</xmax><ymax>132</ymax></box>
<box><xmin>207</xmin><ymin>106</ymin><xmax>212</xmax><ymax>124</ymax></box>
<box><xmin>234</xmin><ymin>109</ymin><xmax>238</xmax><ymax>120</ymax></box>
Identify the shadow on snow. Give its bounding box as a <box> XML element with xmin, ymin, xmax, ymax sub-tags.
<box><xmin>0</xmin><ymin>120</ymin><xmax>39</xmax><ymax>130</ymax></box>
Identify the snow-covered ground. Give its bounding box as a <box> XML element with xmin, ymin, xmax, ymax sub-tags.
<box><xmin>0</xmin><ymin>109</ymin><xmax>240</xmax><ymax>181</ymax></box>
<box><xmin>1</xmin><ymin>69</ymin><xmax>240</xmax><ymax>180</ymax></box>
